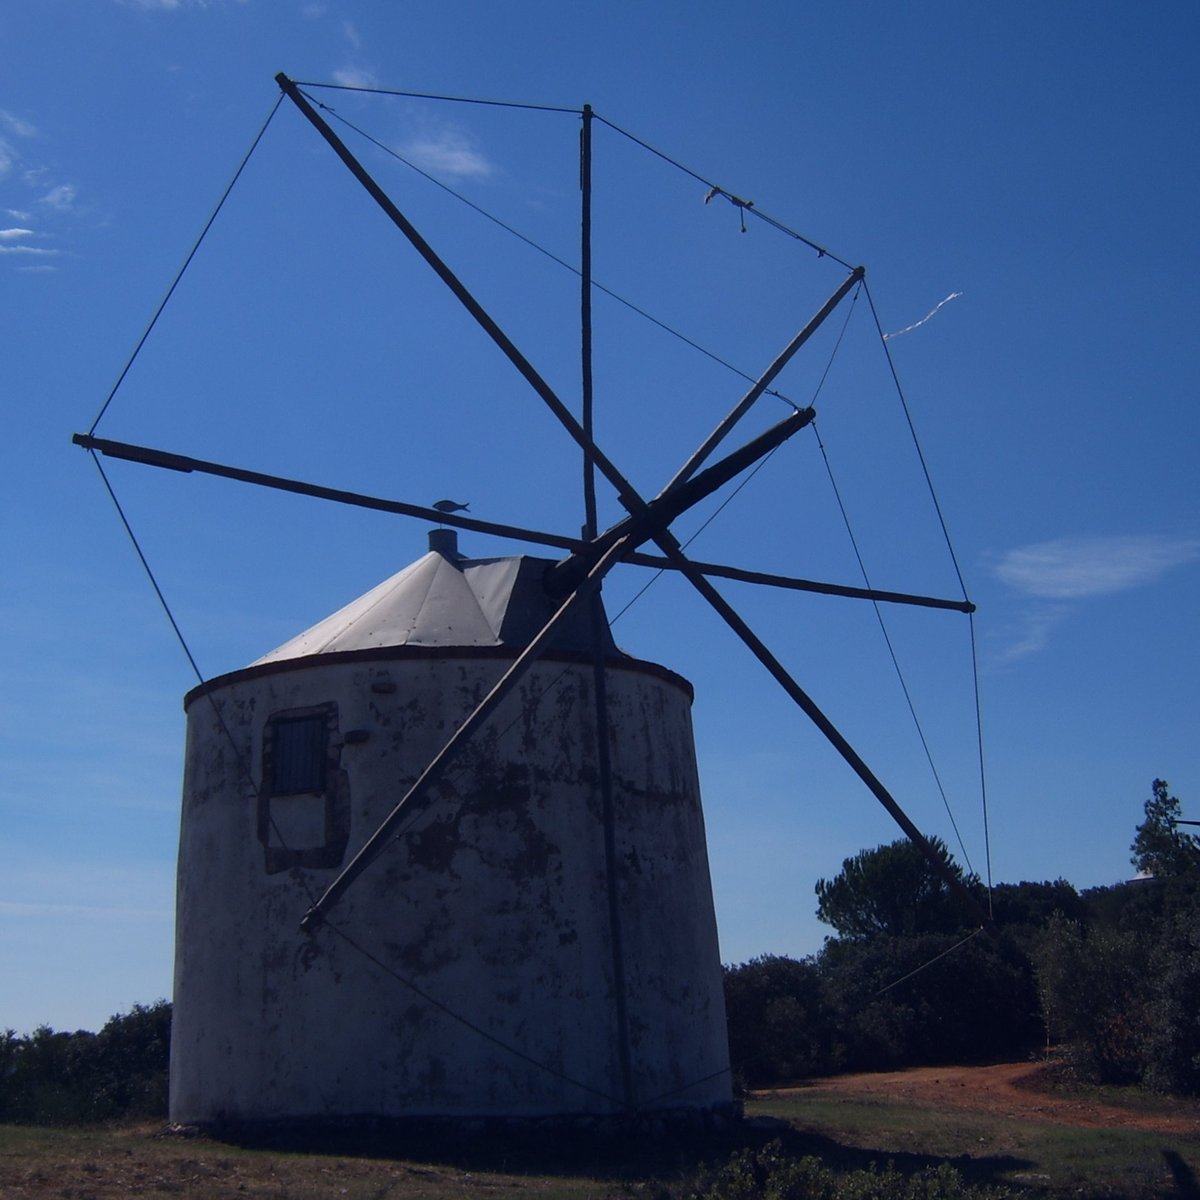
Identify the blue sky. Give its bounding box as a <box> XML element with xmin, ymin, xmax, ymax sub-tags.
<box><xmin>2</xmin><ymin>1</ymin><xmax>1197</xmax><ymax>1036</ymax></box>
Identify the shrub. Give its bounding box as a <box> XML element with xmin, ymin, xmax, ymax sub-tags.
<box><xmin>0</xmin><ymin>1000</ymin><xmax>170</xmax><ymax>1124</ymax></box>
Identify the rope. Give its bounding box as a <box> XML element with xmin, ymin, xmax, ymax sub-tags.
<box><xmin>309</xmin><ymin>96</ymin><xmax>801</xmax><ymax>411</ymax></box>
<box><xmin>862</xmin><ymin>279</ymin><xmax>969</xmax><ymax>601</ymax></box>
<box><xmin>874</xmin><ymin>928</ymin><xmax>983</xmax><ymax>998</ymax></box>
<box><xmin>970</xmin><ymin>615</ymin><xmax>995</xmax><ymax>912</ymax></box>
<box><xmin>88</xmin><ymin>94</ymin><xmax>284</xmax><ymax>436</ymax></box>
<box><xmin>317</xmin><ymin>919</ymin><xmax>624</xmax><ymax>1107</ymax></box>
<box><xmin>787</xmin><ymin>290</ymin><xmax>981</xmax><ymax>869</ymax></box>
<box><xmin>811</xmin><ymin>417</ymin><xmax>973</xmax><ymax>872</ymax></box>
<box><xmin>291</xmin><ymin>79</ymin><xmax>579</xmax><ymax>115</ymax></box>
<box><xmin>90</xmin><ymin>452</ymin><xmax>323</xmax><ymax>903</ymax></box>
<box><xmin>861</xmin><ymin>278</ymin><xmax>993</xmax><ymax>895</ymax></box>
<box><xmin>591</xmin><ymin>112</ymin><xmax>855</xmax><ymax>270</ymax></box>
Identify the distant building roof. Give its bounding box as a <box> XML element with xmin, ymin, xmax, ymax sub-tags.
<box><xmin>253</xmin><ymin>533</ymin><xmax>621</xmax><ymax>665</ymax></box>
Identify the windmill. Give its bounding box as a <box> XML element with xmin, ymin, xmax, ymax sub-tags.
<box><xmin>74</xmin><ymin>75</ymin><xmax>988</xmax><ymax>1129</ymax></box>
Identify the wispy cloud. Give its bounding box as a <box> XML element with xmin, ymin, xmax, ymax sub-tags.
<box><xmin>989</xmin><ymin>604</ymin><xmax>1067</xmax><ymax>666</ymax></box>
<box><xmin>115</xmin><ymin>0</ymin><xmax>189</xmax><ymax>9</ymax></box>
<box><xmin>0</xmin><ymin>107</ymin><xmax>80</xmax><ymax>269</ymax></box>
<box><xmin>0</xmin><ymin>110</ymin><xmax>37</xmax><ymax>139</ymax></box>
<box><xmin>342</xmin><ymin>20</ymin><xmax>362</xmax><ymax>50</ymax></box>
<box><xmin>113</xmin><ymin>0</ymin><xmax>252</xmax><ymax>10</ymax></box>
<box><xmin>994</xmin><ymin>533</ymin><xmax>1200</xmax><ymax>599</ymax></box>
<box><xmin>400</xmin><ymin>128</ymin><xmax>494</xmax><ymax>180</ymax></box>
<box><xmin>332</xmin><ymin>66</ymin><xmax>378</xmax><ymax>89</ymax></box>
<box><xmin>985</xmin><ymin>533</ymin><xmax>1200</xmax><ymax>665</ymax></box>
<box><xmin>41</xmin><ymin>183</ymin><xmax>76</xmax><ymax>211</ymax></box>
<box><xmin>0</xmin><ymin>110</ymin><xmax>36</xmax><ymax>182</ymax></box>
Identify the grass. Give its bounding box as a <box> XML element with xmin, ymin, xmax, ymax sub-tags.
<box><xmin>750</xmin><ymin>1091</ymin><xmax>1199</xmax><ymax>1198</ymax></box>
<box><xmin>0</xmin><ymin>1122</ymin><xmax>613</xmax><ymax>1199</ymax></box>
<box><xmin>2</xmin><ymin>1084</ymin><xmax>1197</xmax><ymax>1200</ymax></box>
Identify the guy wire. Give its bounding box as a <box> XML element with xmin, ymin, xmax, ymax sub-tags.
<box><xmin>88</xmin><ymin>94</ymin><xmax>284</xmax><ymax>436</ymax></box>
<box><xmin>312</xmin><ymin>96</ymin><xmax>800</xmax><ymax>411</ymax></box>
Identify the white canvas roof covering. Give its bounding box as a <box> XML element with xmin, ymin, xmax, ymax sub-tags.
<box><xmin>253</xmin><ymin>548</ymin><xmax>619</xmax><ymax>665</ymax></box>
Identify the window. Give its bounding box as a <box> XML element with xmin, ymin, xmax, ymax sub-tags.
<box><xmin>268</xmin><ymin>713</ymin><xmax>328</xmax><ymax>795</ymax></box>
<box><xmin>258</xmin><ymin>703</ymin><xmax>350</xmax><ymax>874</ymax></box>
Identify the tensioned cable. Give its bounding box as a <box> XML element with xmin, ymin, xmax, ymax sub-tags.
<box><xmin>614</xmin><ymin>285</ymin><xmax>859</xmax><ymax>628</ymax></box>
<box><xmin>860</xmin><ymin>279</ymin><xmax>992</xmax><ymax>895</ymax></box>
<box><xmin>304</xmin><ymin>93</ymin><xmax>801</xmax><ymax>412</ymax></box>
<box><xmin>970</xmin><ymin>616</ymin><xmax>994</xmax><ymax>908</ymax></box>
<box><xmin>813</xmin><ymin>413</ymin><xmax>974</xmax><ymax>873</ymax></box>
<box><xmin>873</xmin><ymin>927</ymin><xmax>983</xmax><ymax>998</ymax></box>
<box><xmin>293</xmin><ymin>79</ymin><xmax>579</xmax><ymax>116</ymax></box>
<box><xmin>296</xmin><ymin>84</ymin><xmax>852</xmax><ymax>273</ymax></box>
<box><xmin>320</xmin><ymin>919</ymin><xmax>623</xmax><ymax>1107</ymax></box>
<box><xmin>90</xmin><ymin>454</ymin><xmax>207</xmax><ymax>684</ymax></box>
<box><xmin>88</xmin><ymin>94</ymin><xmax>284</xmax><ymax>436</ymax></box>
<box><xmin>810</xmin><ymin>285</ymin><xmax>973</xmax><ymax>869</ymax></box>
<box><xmin>591</xmin><ymin>112</ymin><xmax>855</xmax><ymax>271</ymax></box>
<box><xmin>90</xmin><ymin>452</ymin><xmax>333</xmax><ymax>894</ymax></box>
<box><xmin>862</xmin><ymin>280</ymin><xmax>968</xmax><ymax>600</ymax></box>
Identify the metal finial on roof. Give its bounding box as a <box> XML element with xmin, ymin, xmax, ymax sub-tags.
<box><xmin>433</xmin><ymin>499</ymin><xmax>470</xmax><ymax>514</ymax></box>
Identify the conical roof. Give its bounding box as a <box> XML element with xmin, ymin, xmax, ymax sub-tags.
<box><xmin>253</xmin><ymin>536</ymin><xmax>620</xmax><ymax>665</ymax></box>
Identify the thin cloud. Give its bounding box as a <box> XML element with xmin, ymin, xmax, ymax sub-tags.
<box><xmin>41</xmin><ymin>183</ymin><xmax>76</xmax><ymax>211</ymax></box>
<box><xmin>989</xmin><ymin>604</ymin><xmax>1067</xmax><ymax>666</ymax></box>
<box><xmin>0</xmin><ymin>109</ymin><xmax>37</xmax><ymax>139</ymax></box>
<box><xmin>401</xmin><ymin>129</ymin><xmax>493</xmax><ymax>180</ymax></box>
<box><xmin>994</xmin><ymin>534</ymin><xmax>1200</xmax><ymax>599</ymax></box>
<box><xmin>332</xmin><ymin>66</ymin><xmax>377</xmax><ymax>89</ymax></box>
<box><xmin>342</xmin><ymin>20</ymin><xmax>362</xmax><ymax>50</ymax></box>
<box><xmin>0</xmin><ymin>107</ymin><xmax>78</xmax><ymax>264</ymax></box>
<box><xmin>114</xmin><ymin>0</ymin><xmax>252</xmax><ymax>9</ymax></box>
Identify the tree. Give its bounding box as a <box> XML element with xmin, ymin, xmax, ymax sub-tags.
<box><xmin>1032</xmin><ymin>913</ymin><xmax>1150</xmax><ymax>1085</ymax></box>
<box><xmin>1131</xmin><ymin>778</ymin><xmax>1200</xmax><ymax>878</ymax></box>
<box><xmin>819</xmin><ymin>931</ymin><xmax>1041</xmax><ymax>1071</ymax></box>
<box><xmin>722</xmin><ymin>955</ymin><xmax>838</xmax><ymax>1086</ymax></box>
<box><xmin>815</xmin><ymin>836</ymin><xmax>978</xmax><ymax>940</ymax></box>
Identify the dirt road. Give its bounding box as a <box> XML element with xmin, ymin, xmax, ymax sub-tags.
<box><xmin>763</xmin><ymin>1062</ymin><xmax>1200</xmax><ymax>1136</ymax></box>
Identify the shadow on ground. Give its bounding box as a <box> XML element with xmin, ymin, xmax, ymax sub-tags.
<box><xmin>197</xmin><ymin>1112</ymin><xmax>1034</xmax><ymax>1194</ymax></box>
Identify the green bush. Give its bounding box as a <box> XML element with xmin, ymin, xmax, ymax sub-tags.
<box><xmin>683</xmin><ymin>1140</ymin><xmax>1013</xmax><ymax>1200</ymax></box>
<box><xmin>0</xmin><ymin>1000</ymin><xmax>170</xmax><ymax>1125</ymax></box>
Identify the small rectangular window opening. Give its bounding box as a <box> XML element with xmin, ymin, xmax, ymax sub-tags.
<box><xmin>269</xmin><ymin>713</ymin><xmax>328</xmax><ymax>795</ymax></box>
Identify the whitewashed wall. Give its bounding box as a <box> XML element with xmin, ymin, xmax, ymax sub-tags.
<box><xmin>170</xmin><ymin>650</ymin><xmax>730</xmax><ymax>1124</ymax></box>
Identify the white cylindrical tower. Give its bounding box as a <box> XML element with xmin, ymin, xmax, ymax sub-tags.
<box><xmin>170</xmin><ymin>533</ymin><xmax>730</xmax><ymax>1125</ymax></box>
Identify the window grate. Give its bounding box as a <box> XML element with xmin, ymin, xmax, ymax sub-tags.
<box><xmin>268</xmin><ymin>713</ymin><xmax>327</xmax><ymax>795</ymax></box>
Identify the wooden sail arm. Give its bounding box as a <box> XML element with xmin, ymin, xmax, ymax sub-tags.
<box><xmin>71</xmin><ymin>432</ymin><xmax>972</xmax><ymax>613</ymax></box>
<box><xmin>645</xmin><ymin>520</ymin><xmax>992</xmax><ymax>931</ymax></box>
<box><xmin>661</xmin><ymin>266</ymin><xmax>863</xmax><ymax>493</ymax></box>
<box><xmin>544</xmin><ymin>406</ymin><xmax>814</xmax><ymax>597</ymax></box>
